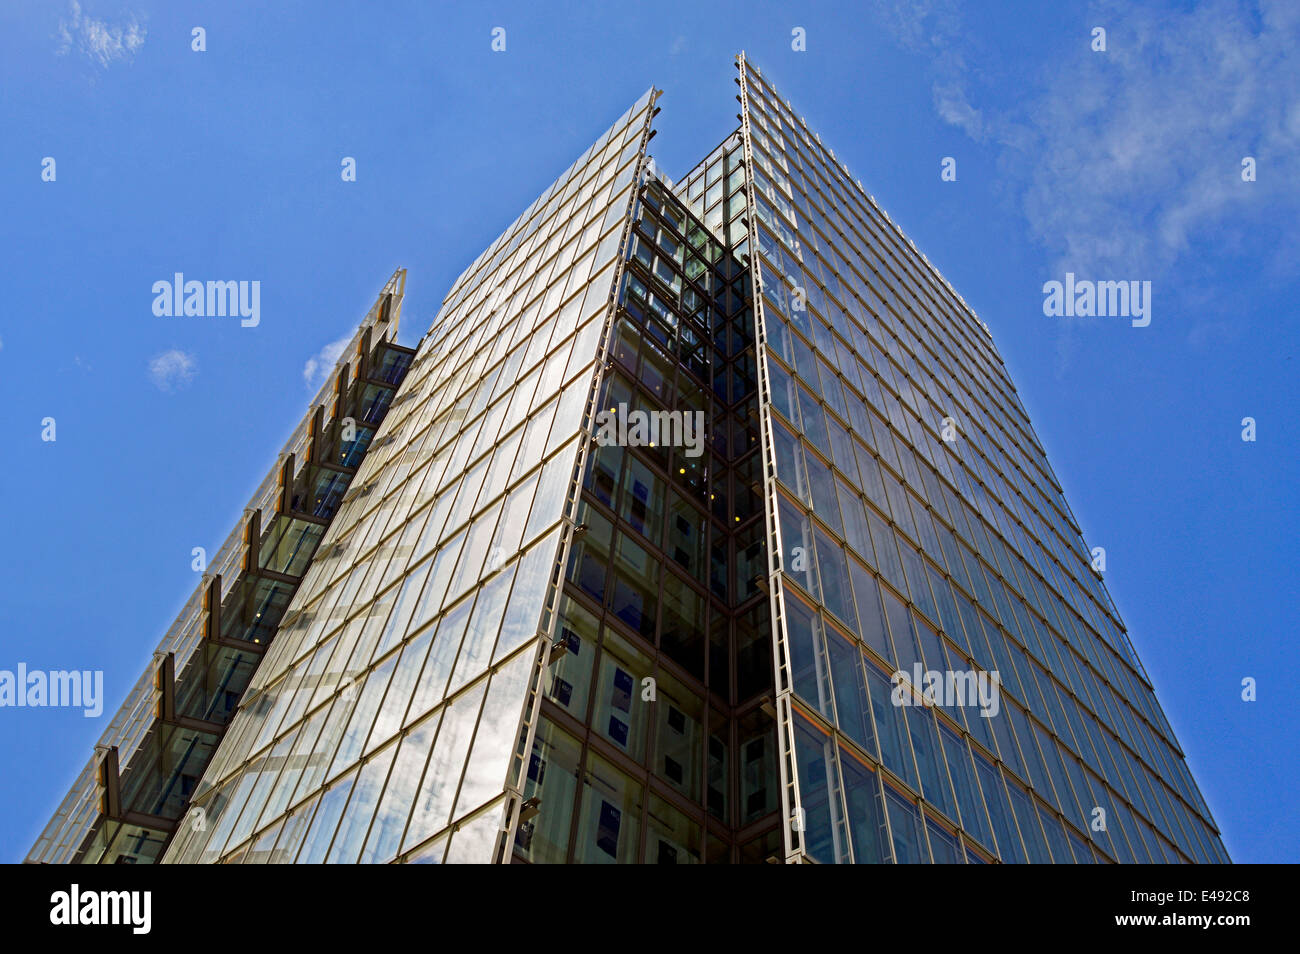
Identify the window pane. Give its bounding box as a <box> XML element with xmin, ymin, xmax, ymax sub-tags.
<box><xmin>864</xmin><ymin>664</ymin><xmax>918</xmax><ymax>789</ymax></box>
<box><xmin>515</xmin><ymin>717</ymin><xmax>583</xmax><ymax>863</ymax></box>
<box><xmin>885</xmin><ymin>788</ymin><xmax>926</xmax><ymax>864</ymax></box>
<box><xmin>792</xmin><ymin>716</ymin><xmax>846</xmax><ymax>863</ymax></box>
<box><xmin>840</xmin><ymin>748</ymin><xmax>890</xmax><ymax>863</ymax></box>
<box><xmin>826</xmin><ymin>627</ymin><xmax>874</xmax><ymax>757</ymax></box>
<box><xmin>575</xmin><ymin>754</ymin><xmax>643</xmax><ymax>864</ymax></box>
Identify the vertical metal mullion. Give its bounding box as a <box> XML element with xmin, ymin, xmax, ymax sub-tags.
<box><xmin>737</xmin><ymin>52</ymin><xmax>805</xmax><ymax>864</ymax></box>
<box><xmin>498</xmin><ymin>93</ymin><xmax>663</xmax><ymax>865</ymax></box>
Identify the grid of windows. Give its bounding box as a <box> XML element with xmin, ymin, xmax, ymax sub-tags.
<box><xmin>518</xmin><ymin>170</ymin><xmax>781</xmax><ymax>863</ymax></box>
<box><xmin>50</xmin><ymin>60</ymin><xmax>1224</xmax><ymax>865</ymax></box>
<box><xmin>29</xmin><ymin>273</ymin><xmax>414</xmax><ymax>865</ymax></box>
<box><xmin>739</xmin><ymin>53</ymin><xmax>1225</xmax><ymax>864</ymax></box>
<box><xmin>163</xmin><ymin>90</ymin><xmax>658</xmax><ymax>864</ymax></box>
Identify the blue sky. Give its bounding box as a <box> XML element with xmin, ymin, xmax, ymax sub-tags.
<box><xmin>1</xmin><ymin>0</ymin><xmax>1295</xmax><ymax>863</ymax></box>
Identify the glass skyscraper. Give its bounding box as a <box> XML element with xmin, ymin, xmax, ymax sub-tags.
<box><xmin>31</xmin><ymin>55</ymin><xmax>1227</xmax><ymax>865</ymax></box>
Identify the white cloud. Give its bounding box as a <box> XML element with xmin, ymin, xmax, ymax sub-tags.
<box><xmin>149</xmin><ymin>349</ymin><xmax>196</xmax><ymax>392</ymax></box>
<box><xmin>303</xmin><ymin>335</ymin><xmax>352</xmax><ymax>389</ymax></box>
<box><xmin>873</xmin><ymin>0</ymin><xmax>985</xmax><ymax>139</ymax></box>
<box><xmin>1012</xmin><ymin>0</ymin><xmax>1300</xmax><ymax>276</ymax></box>
<box><xmin>871</xmin><ymin>0</ymin><xmax>1300</xmax><ymax>278</ymax></box>
<box><xmin>932</xmin><ymin>81</ymin><xmax>984</xmax><ymax>141</ymax></box>
<box><xmin>57</xmin><ymin>1</ymin><xmax>146</xmax><ymax>68</ymax></box>
<box><xmin>872</xmin><ymin>0</ymin><xmax>961</xmax><ymax>53</ymax></box>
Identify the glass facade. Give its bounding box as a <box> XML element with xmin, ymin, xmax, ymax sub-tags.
<box><xmin>162</xmin><ymin>89</ymin><xmax>661</xmax><ymax>864</ymax></box>
<box><xmin>523</xmin><ymin>152</ymin><xmax>782</xmax><ymax>864</ymax></box>
<box><xmin>735</xmin><ymin>55</ymin><xmax>1225</xmax><ymax>864</ymax></box>
<box><xmin>29</xmin><ymin>270</ymin><xmax>415</xmax><ymax>864</ymax></box>
<box><xmin>32</xmin><ymin>57</ymin><xmax>1226</xmax><ymax>865</ymax></box>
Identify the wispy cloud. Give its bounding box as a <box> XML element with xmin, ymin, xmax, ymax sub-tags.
<box><xmin>873</xmin><ymin>1</ymin><xmax>987</xmax><ymax>142</ymax></box>
<box><xmin>149</xmin><ymin>349</ymin><xmax>196</xmax><ymax>392</ymax></box>
<box><xmin>870</xmin><ymin>0</ymin><xmax>1300</xmax><ymax>277</ymax></box>
<box><xmin>872</xmin><ymin>0</ymin><xmax>961</xmax><ymax>52</ymax></box>
<box><xmin>303</xmin><ymin>335</ymin><xmax>352</xmax><ymax>389</ymax></box>
<box><xmin>933</xmin><ymin>81</ymin><xmax>984</xmax><ymax>141</ymax></box>
<box><xmin>1015</xmin><ymin>1</ymin><xmax>1300</xmax><ymax>277</ymax></box>
<box><xmin>56</xmin><ymin>1</ymin><xmax>146</xmax><ymax>68</ymax></box>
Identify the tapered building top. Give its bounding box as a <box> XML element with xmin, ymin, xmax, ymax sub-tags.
<box><xmin>32</xmin><ymin>60</ymin><xmax>1224</xmax><ymax>865</ymax></box>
